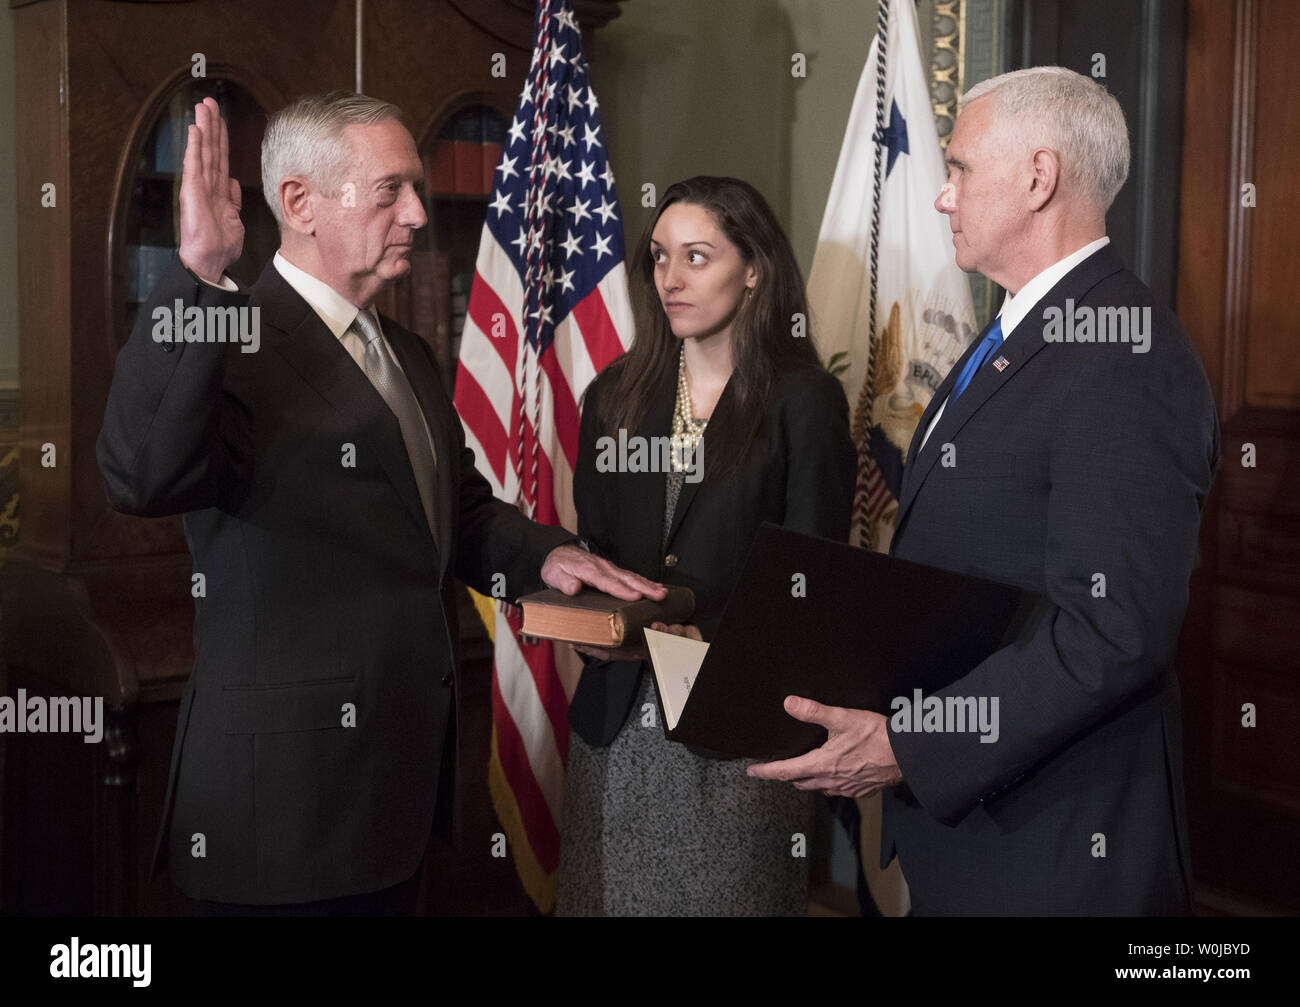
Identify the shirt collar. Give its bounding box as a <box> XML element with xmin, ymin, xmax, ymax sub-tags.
<box><xmin>273</xmin><ymin>251</ymin><xmax>372</xmax><ymax>339</ymax></box>
<box><xmin>997</xmin><ymin>235</ymin><xmax>1110</xmax><ymax>337</ymax></box>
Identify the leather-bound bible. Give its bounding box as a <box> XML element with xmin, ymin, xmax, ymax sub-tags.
<box><xmin>516</xmin><ymin>587</ymin><xmax>695</xmax><ymax>647</ymax></box>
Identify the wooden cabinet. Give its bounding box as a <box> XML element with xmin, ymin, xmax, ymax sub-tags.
<box><xmin>1</xmin><ymin>0</ymin><xmax>625</xmax><ymax>916</ymax></box>
<box><xmin>378</xmin><ymin>104</ymin><xmax>510</xmax><ymax>384</ymax></box>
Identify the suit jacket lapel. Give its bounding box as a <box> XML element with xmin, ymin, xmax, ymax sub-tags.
<box><xmin>251</xmin><ymin>261</ymin><xmax>440</xmax><ymax>564</ymax></box>
<box><xmin>642</xmin><ymin>374</ymin><xmax>674</xmax><ymax>554</ymax></box>
<box><xmin>898</xmin><ymin>328</ymin><xmax>974</xmax><ymax>504</ymax></box>
<box><xmin>895</xmin><ymin>245</ymin><xmax>1127</xmax><ymax>531</ymax></box>
<box><xmin>896</xmin><ymin>314</ymin><xmax>1014</xmax><ymax>522</ymax></box>
<box><xmin>664</xmin><ymin>370</ymin><xmax>738</xmax><ymax>550</ymax></box>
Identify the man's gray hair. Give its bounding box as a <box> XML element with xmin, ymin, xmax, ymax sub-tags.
<box><xmin>261</xmin><ymin>91</ymin><xmax>403</xmax><ymax>227</ymax></box>
<box><xmin>962</xmin><ymin>67</ymin><xmax>1129</xmax><ymax>212</ymax></box>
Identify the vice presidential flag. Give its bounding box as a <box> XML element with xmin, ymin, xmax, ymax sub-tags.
<box><xmin>807</xmin><ymin>0</ymin><xmax>977</xmax><ymax>555</ymax></box>
<box><xmin>806</xmin><ymin>0</ymin><xmax>979</xmax><ymax>922</ymax></box>
<box><xmin>452</xmin><ymin>0</ymin><xmax>634</xmax><ymax>912</ymax></box>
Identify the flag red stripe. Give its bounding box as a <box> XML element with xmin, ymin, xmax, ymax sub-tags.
<box><xmin>538</xmin><ymin>348</ymin><xmax>580</xmax><ymax>472</ymax></box>
<box><xmin>467</xmin><ymin>268</ymin><xmax>520</xmax><ymax>372</ymax></box>
<box><xmin>505</xmin><ymin>605</ymin><xmax>573</xmax><ymax>765</ymax></box>
<box><xmin>571</xmin><ymin>286</ymin><xmax>626</xmax><ymax>372</ymax></box>
<box><xmin>866</xmin><ymin>477</ymin><xmax>890</xmax><ymax>514</ymax></box>
<box><xmin>453</xmin><ymin>366</ymin><xmax>510</xmax><ymax>487</ymax></box>
<box><xmin>490</xmin><ymin>666</ymin><xmax>561</xmax><ymax>871</ymax></box>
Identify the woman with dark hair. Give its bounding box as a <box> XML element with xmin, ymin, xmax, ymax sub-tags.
<box><xmin>554</xmin><ymin>176</ymin><xmax>856</xmax><ymax>916</ymax></box>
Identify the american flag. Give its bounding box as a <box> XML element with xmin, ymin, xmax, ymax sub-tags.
<box><xmin>452</xmin><ymin>0</ymin><xmax>633</xmax><ymax>912</ymax></box>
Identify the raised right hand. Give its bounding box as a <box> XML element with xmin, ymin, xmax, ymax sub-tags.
<box><xmin>177</xmin><ymin>97</ymin><xmax>244</xmax><ymax>284</ymax></box>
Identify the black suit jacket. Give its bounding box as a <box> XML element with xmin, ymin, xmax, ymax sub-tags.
<box><xmin>97</xmin><ymin>254</ymin><xmax>572</xmax><ymax>905</ymax></box>
<box><xmin>567</xmin><ymin>361</ymin><xmax>857</xmax><ymax>747</ymax></box>
<box><xmin>882</xmin><ymin>244</ymin><xmax>1219</xmax><ymax>915</ymax></box>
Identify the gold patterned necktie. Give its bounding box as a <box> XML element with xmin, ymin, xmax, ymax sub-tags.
<box><xmin>351</xmin><ymin>308</ymin><xmax>439</xmax><ymax>548</ymax></box>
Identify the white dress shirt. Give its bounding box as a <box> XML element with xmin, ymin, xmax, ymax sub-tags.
<box><xmin>917</xmin><ymin>236</ymin><xmax>1110</xmax><ymax>452</ymax></box>
<box><xmin>272</xmin><ymin>252</ymin><xmax>416</xmax><ymax>378</ymax></box>
<box><xmin>201</xmin><ymin>252</ymin><xmax>437</xmax><ymax>464</ymax></box>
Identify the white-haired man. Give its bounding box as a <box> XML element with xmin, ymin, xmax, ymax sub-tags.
<box><xmin>98</xmin><ymin>93</ymin><xmax>664</xmax><ymax>914</ymax></box>
<box><xmin>751</xmin><ymin>67</ymin><xmax>1218</xmax><ymax>915</ymax></box>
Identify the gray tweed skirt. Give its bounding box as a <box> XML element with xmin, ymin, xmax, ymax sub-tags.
<box><xmin>555</xmin><ymin>674</ymin><xmax>814</xmax><ymax>916</ymax></box>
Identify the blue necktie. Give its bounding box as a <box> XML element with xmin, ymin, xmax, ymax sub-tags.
<box><xmin>950</xmin><ymin>316</ymin><xmax>1004</xmax><ymax>401</ymax></box>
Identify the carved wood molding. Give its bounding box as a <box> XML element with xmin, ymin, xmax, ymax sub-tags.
<box><xmin>930</xmin><ymin>0</ymin><xmax>967</xmax><ymax>150</ymax></box>
<box><xmin>513</xmin><ymin>0</ymin><xmax>631</xmax><ymax>31</ymax></box>
<box><xmin>449</xmin><ymin>0</ymin><xmax>630</xmax><ymax>50</ymax></box>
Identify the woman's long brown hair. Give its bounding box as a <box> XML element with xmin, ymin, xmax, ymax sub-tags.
<box><xmin>594</xmin><ymin>176</ymin><xmax>821</xmax><ymax>474</ymax></box>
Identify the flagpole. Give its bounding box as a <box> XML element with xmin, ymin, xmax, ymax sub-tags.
<box><xmin>519</xmin><ymin>1</ymin><xmax>558</xmax><ymax>519</ymax></box>
<box><xmin>860</xmin><ymin>0</ymin><xmax>891</xmax><ymax>550</ymax></box>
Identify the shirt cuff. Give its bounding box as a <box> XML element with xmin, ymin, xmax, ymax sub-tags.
<box><xmin>203</xmin><ymin>273</ymin><xmax>239</xmax><ymax>292</ymax></box>
<box><xmin>177</xmin><ymin>251</ymin><xmax>238</xmax><ymax>291</ymax></box>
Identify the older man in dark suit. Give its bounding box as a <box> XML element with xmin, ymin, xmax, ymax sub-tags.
<box><xmin>750</xmin><ymin>67</ymin><xmax>1218</xmax><ymax>915</ymax></box>
<box><xmin>97</xmin><ymin>93</ymin><xmax>663</xmax><ymax>914</ymax></box>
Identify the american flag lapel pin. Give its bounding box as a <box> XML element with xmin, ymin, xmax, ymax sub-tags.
<box><xmin>993</xmin><ymin>355</ymin><xmax>1010</xmax><ymax>372</ymax></box>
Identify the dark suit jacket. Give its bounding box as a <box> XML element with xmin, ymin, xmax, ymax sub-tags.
<box><xmin>567</xmin><ymin>360</ymin><xmax>857</xmax><ymax>747</ymax></box>
<box><xmin>97</xmin><ymin>254</ymin><xmax>572</xmax><ymax>905</ymax></box>
<box><xmin>882</xmin><ymin>244</ymin><xmax>1219</xmax><ymax>915</ymax></box>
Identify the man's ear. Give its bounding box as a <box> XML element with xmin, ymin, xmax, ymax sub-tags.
<box><xmin>1027</xmin><ymin>147</ymin><xmax>1060</xmax><ymax>211</ymax></box>
<box><xmin>280</xmin><ymin>177</ymin><xmax>316</xmax><ymax>235</ymax></box>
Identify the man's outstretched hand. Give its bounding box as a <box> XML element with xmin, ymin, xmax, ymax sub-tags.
<box><xmin>540</xmin><ymin>545</ymin><xmax>667</xmax><ymax>662</ymax></box>
<box><xmin>178</xmin><ymin>97</ymin><xmax>244</xmax><ymax>284</ymax></box>
<box><xmin>747</xmin><ymin>697</ymin><xmax>903</xmax><ymax>798</ymax></box>
<box><xmin>540</xmin><ymin>544</ymin><xmax>667</xmax><ymax>602</ymax></box>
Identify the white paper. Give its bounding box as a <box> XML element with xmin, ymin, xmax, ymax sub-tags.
<box><xmin>644</xmin><ymin>628</ymin><xmax>710</xmax><ymax>731</ymax></box>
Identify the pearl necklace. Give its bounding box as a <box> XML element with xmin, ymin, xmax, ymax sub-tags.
<box><xmin>670</xmin><ymin>343</ymin><xmax>707</xmax><ymax>472</ymax></box>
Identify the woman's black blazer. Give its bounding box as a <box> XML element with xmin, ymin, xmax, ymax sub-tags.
<box><xmin>567</xmin><ymin>359</ymin><xmax>857</xmax><ymax>747</ymax></box>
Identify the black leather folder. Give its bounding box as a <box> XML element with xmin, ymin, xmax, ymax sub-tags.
<box><xmin>649</xmin><ymin>523</ymin><xmax>1042</xmax><ymax>760</ymax></box>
